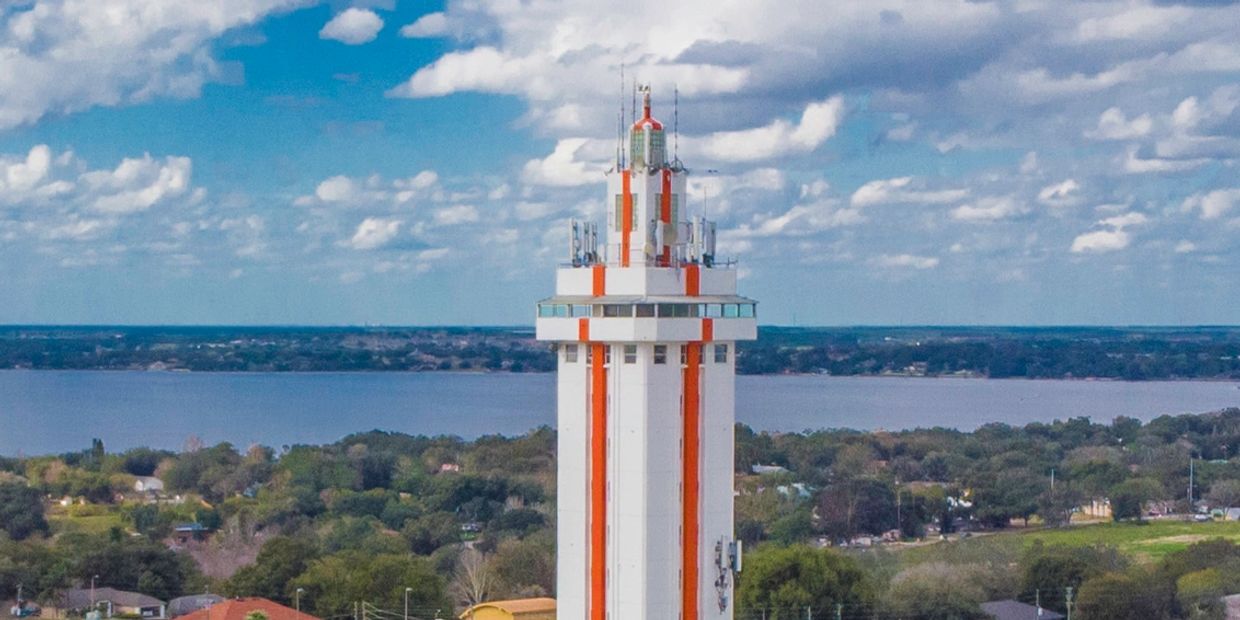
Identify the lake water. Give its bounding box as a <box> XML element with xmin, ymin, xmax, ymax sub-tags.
<box><xmin>1</xmin><ymin>370</ymin><xmax>1239</xmax><ymax>455</ymax></box>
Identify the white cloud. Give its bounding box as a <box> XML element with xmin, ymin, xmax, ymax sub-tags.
<box><xmin>1085</xmin><ymin>107</ymin><xmax>1152</xmax><ymax>140</ymax></box>
<box><xmin>1181</xmin><ymin>189</ymin><xmax>1240</xmax><ymax>220</ymax></box>
<box><xmin>1174</xmin><ymin>240</ymin><xmax>1197</xmax><ymax>254</ymax></box>
<box><xmin>434</xmin><ymin>204</ymin><xmax>479</xmax><ymax>225</ymax></box>
<box><xmin>315</xmin><ymin>176</ymin><xmax>357</xmax><ymax>203</ymax></box>
<box><xmin>1070</xmin><ymin>211</ymin><xmax>1147</xmax><ymax>254</ymax></box>
<box><xmin>1070</xmin><ymin>229</ymin><xmax>1130</xmax><ymax>254</ymax></box>
<box><xmin>0</xmin><ymin>0</ymin><xmax>306</xmax><ymax>130</ymax></box>
<box><xmin>320</xmin><ymin>8</ymin><xmax>385</xmax><ymax>45</ymax></box>
<box><xmin>1122</xmin><ymin>146</ymin><xmax>1205</xmax><ymax>174</ymax></box>
<box><xmin>850</xmin><ymin>177</ymin><xmax>968</xmax><ymax>208</ymax></box>
<box><xmin>874</xmin><ymin>254</ymin><xmax>940</xmax><ymax>269</ymax></box>
<box><xmin>521</xmin><ymin>139</ymin><xmax>601</xmax><ymax>187</ymax></box>
<box><xmin>1037</xmin><ymin>179</ymin><xmax>1081</xmax><ymax>207</ymax></box>
<box><xmin>689</xmin><ymin>97</ymin><xmax>845</xmax><ymax>162</ymax></box>
<box><xmin>346</xmin><ymin>217</ymin><xmax>402</xmax><ymax>250</ymax></box>
<box><xmin>84</xmin><ymin>155</ymin><xmax>193</xmax><ymax>214</ymax></box>
<box><xmin>400</xmin><ymin>12</ymin><xmax>448</xmax><ymax>38</ymax></box>
<box><xmin>951</xmin><ymin>196</ymin><xmax>1026</xmax><ymax>222</ymax></box>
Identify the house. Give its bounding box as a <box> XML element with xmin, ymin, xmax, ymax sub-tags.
<box><xmin>61</xmin><ymin>588</ymin><xmax>167</xmax><ymax>619</ymax></box>
<box><xmin>980</xmin><ymin>600</ymin><xmax>1065</xmax><ymax>620</ymax></box>
<box><xmin>751</xmin><ymin>464</ymin><xmax>789</xmax><ymax>475</ymax></box>
<box><xmin>458</xmin><ymin>598</ymin><xmax>556</xmax><ymax>620</ymax></box>
<box><xmin>177</xmin><ymin>598</ymin><xmax>319</xmax><ymax>620</ymax></box>
<box><xmin>133</xmin><ymin>476</ymin><xmax>166</xmax><ymax>495</ymax></box>
<box><xmin>439</xmin><ymin>463</ymin><xmax>462</xmax><ymax>473</ymax></box>
<box><xmin>168</xmin><ymin>595</ymin><xmax>224</xmax><ymax>618</ymax></box>
<box><xmin>173</xmin><ymin>523</ymin><xmax>211</xmax><ymax>543</ymax></box>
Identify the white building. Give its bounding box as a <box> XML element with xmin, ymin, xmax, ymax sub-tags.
<box><xmin>536</xmin><ymin>87</ymin><xmax>756</xmax><ymax>620</ymax></box>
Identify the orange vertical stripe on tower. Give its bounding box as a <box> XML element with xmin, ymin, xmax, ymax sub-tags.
<box><xmin>621</xmin><ymin>171</ymin><xmax>632</xmax><ymax>268</ymax></box>
<box><xmin>578</xmin><ymin>318</ymin><xmax>590</xmax><ymax>342</ymax></box>
<box><xmin>590</xmin><ymin>343</ymin><xmax>608</xmax><ymax>620</ymax></box>
<box><xmin>682</xmin><ymin>342</ymin><xmax>701</xmax><ymax>620</ymax></box>
<box><xmin>592</xmin><ymin>264</ymin><xmax>606</xmax><ymax>296</ymax></box>
<box><xmin>686</xmin><ymin>263</ymin><xmax>701</xmax><ymax>296</ymax></box>
<box><xmin>661</xmin><ymin>169</ymin><xmax>672</xmax><ymax>266</ymax></box>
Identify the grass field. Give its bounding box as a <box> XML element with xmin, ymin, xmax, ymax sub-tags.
<box><xmin>899</xmin><ymin>520</ymin><xmax>1240</xmax><ymax>565</ymax></box>
<box><xmin>47</xmin><ymin>506</ymin><xmax>125</xmax><ymax>536</ymax></box>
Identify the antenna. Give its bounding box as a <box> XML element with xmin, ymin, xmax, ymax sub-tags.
<box><xmin>631</xmin><ymin>77</ymin><xmax>637</xmax><ymax>127</ymax></box>
<box><xmin>618</xmin><ymin>63</ymin><xmax>625</xmax><ymax>169</ymax></box>
<box><xmin>674</xmin><ymin>85</ymin><xmax>680</xmax><ymax>162</ymax></box>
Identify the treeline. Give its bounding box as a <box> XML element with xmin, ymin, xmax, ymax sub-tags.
<box><xmin>2</xmin><ymin>409</ymin><xmax>1239</xmax><ymax>617</ymax></box>
<box><xmin>4</xmin><ymin>325</ymin><xmax>1240</xmax><ymax>380</ymax></box>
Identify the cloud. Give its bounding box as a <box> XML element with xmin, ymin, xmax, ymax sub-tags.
<box><xmin>320</xmin><ymin>8</ymin><xmax>385</xmax><ymax>45</ymax></box>
<box><xmin>0</xmin><ymin>145</ymin><xmax>53</xmax><ymax>202</ymax></box>
<box><xmin>1181</xmin><ymin>188</ymin><xmax>1240</xmax><ymax>220</ymax></box>
<box><xmin>400</xmin><ymin>12</ymin><xmax>448</xmax><ymax>38</ymax></box>
<box><xmin>874</xmin><ymin>254</ymin><xmax>940</xmax><ymax>269</ymax></box>
<box><xmin>0</xmin><ymin>0</ymin><xmax>306</xmax><ymax>130</ymax></box>
<box><xmin>951</xmin><ymin>196</ymin><xmax>1026</xmax><ymax>221</ymax></box>
<box><xmin>521</xmin><ymin>139</ymin><xmax>601</xmax><ymax>187</ymax></box>
<box><xmin>1070</xmin><ymin>212</ymin><xmax>1147</xmax><ymax>254</ymax></box>
<box><xmin>434</xmin><ymin>204</ymin><xmax>479</xmax><ymax>225</ymax></box>
<box><xmin>688</xmin><ymin>97</ymin><xmax>845</xmax><ymax>162</ymax></box>
<box><xmin>1037</xmin><ymin>180</ymin><xmax>1081</xmax><ymax>207</ymax></box>
<box><xmin>1085</xmin><ymin>107</ymin><xmax>1153</xmax><ymax>140</ymax></box>
<box><xmin>1174</xmin><ymin>240</ymin><xmax>1197</xmax><ymax>253</ymax></box>
<box><xmin>346</xmin><ymin>217</ymin><xmax>402</xmax><ymax>250</ymax></box>
<box><xmin>81</xmin><ymin>154</ymin><xmax>194</xmax><ymax>214</ymax></box>
<box><xmin>850</xmin><ymin>177</ymin><xmax>968</xmax><ymax>208</ymax></box>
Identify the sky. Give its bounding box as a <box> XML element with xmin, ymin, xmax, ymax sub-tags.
<box><xmin>0</xmin><ymin>0</ymin><xmax>1238</xmax><ymax>326</ymax></box>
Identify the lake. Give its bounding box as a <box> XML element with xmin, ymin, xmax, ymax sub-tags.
<box><xmin>1</xmin><ymin>370</ymin><xmax>1239</xmax><ymax>455</ymax></box>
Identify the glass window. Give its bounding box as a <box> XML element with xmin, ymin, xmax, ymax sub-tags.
<box><xmin>723</xmin><ymin>304</ymin><xmax>739</xmax><ymax>318</ymax></box>
<box><xmin>572</xmin><ymin>305</ymin><xmax>590</xmax><ymax>317</ymax></box>
<box><xmin>565</xmin><ymin>344</ymin><xmax>578</xmax><ymax>363</ymax></box>
<box><xmin>555</xmin><ymin>304</ymin><xmax>569</xmax><ymax>318</ymax></box>
<box><xmin>706</xmin><ymin>304</ymin><xmax>722</xmax><ymax>318</ymax></box>
<box><xmin>671</xmin><ymin>193</ymin><xmax>680</xmax><ymax>225</ymax></box>
<box><xmin>673</xmin><ymin>304</ymin><xmax>691</xmax><ymax>318</ymax></box>
<box><xmin>587</xmin><ymin>345</ymin><xmax>593</xmax><ymax>363</ymax></box>
<box><xmin>624</xmin><ymin>345</ymin><xmax>637</xmax><ymax>364</ymax></box>
<box><xmin>654</xmin><ymin>345</ymin><xmax>667</xmax><ymax>364</ymax></box>
<box><xmin>739</xmin><ymin>304</ymin><xmax>755</xmax><ymax>318</ymax></box>
<box><xmin>538</xmin><ymin>304</ymin><xmax>554</xmax><ymax>318</ymax></box>
<box><xmin>605</xmin><ymin>346</ymin><xmax>612</xmax><ymax>365</ymax></box>
<box><xmin>680</xmin><ymin>344</ymin><xmax>687</xmax><ymax>365</ymax></box>
<box><xmin>636</xmin><ymin>304</ymin><xmax>655</xmax><ymax>317</ymax></box>
<box><xmin>593</xmin><ymin>304</ymin><xmax>604</xmax><ymax>317</ymax></box>
<box><xmin>658</xmin><ymin>304</ymin><xmax>677</xmax><ymax>318</ymax></box>
<box><xmin>714</xmin><ymin>344</ymin><xmax>729</xmax><ymax>363</ymax></box>
<box><xmin>614</xmin><ymin>195</ymin><xmax>623</xmax><ymax>232</ymax></box>
<box><xmin>603</xmin><ymin>304</ymin><xmax>632</xmax><ymax>317</ymax></box>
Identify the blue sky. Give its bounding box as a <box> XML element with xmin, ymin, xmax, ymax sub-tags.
<box><xmin>1</xmin><ymin>0</ymin><xmax>1238</xmax><ymax>325</ymax></box>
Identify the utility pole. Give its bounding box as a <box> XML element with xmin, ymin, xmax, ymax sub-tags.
<box><xmin>1188</xmin><ymin>453</ymin><xmax>1195</xmax><ymax>508</ymax></box>
<box><xmin>806</xmin><ymin>606</ymin><xmax>812</xmax><ymax>619</ymax></box>
<box><xmin>836</xmin><ymin>602</ymin><xmax>843</xmax><ymax>620</ymax></box>
<box><xmin>1050</xmin><ymin>468</ymin><xmax>1055</xmax><ymax>492</ymax></box>
<box><xmin>1065</xmin><ymin>587</ymin><xmax>1074</xmax><ymax>620</ymax></box>
<box><xmin>295</xmin><ymin>588</ymin><xmax>304</xmax><ymax>620</ymax></box>
<box><xmin>1035</xmin><ymin>589</ymin><xmax>1042</xmax><ymax>617</ymax></box>
<box><xmin>895</xmin><ymin>478</ymin><xmax>902</xmax><ymax>537</ymax></box>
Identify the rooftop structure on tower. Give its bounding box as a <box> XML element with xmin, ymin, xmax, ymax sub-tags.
<box><xmin>536</xmin><ymin>85</ymin><xmax>757</xmax><ymax>620</ymax></box>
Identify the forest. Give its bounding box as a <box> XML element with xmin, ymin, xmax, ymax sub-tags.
<box><xmin>1</xmin><ymin>408</ymin><xmax>1239</xmax><ymax>619</ymax></box>
<box><xmin>3</xmin><ymin>325</ymin><xmax>1240</xmax><ymax>380</ymax></box>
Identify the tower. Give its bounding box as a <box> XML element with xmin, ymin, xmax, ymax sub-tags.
<box><xmin>535</xmin><ymin>86</ymin><xmax>757</xmax><ymax>620</ymax></box>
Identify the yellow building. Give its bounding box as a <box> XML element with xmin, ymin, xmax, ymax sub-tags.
<box><xmin>458</xmin><ymin>598</ymin><xmax>556</xmax><ymax>620</ymax></box>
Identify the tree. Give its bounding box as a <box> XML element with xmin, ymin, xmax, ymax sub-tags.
<box><xmin>1208</xmin><ymin>479</ymin><xmax>1240</xmax><ymax>509</ymax></box>
<box><xmin>1110</xmin><ymin>478</ymin><xmax>1163</xmax><ymax>521</ymax></box>
<box><xmin>883</xmin><ymin>562</ymin><xmax>990</xmax><ymax>620</ymax></box>
<box><xmin>1074</xmin><ymin>569</ymin><xmax>1174</xmax><ymax>620</ymax></box>
<box><xmin>225</xmin><ymin>537</ymin><xmax>319</xmax><ymax>603</ymax></box>
<box><xmin>450</xmin><ymin>548</ymin><xmax>492</xmax><ymax>607</ymax></box>
<box><xmin>489</xmin><ymin>535</ymin><xmax>554</xmax><ymax>598</ymax></box>
<box><xmin>0</xmin><ymin>482</ymin><xmax>48</xmax><ymax>541</ymax></box>
<box><xmin>735</xmin><ymin>546</ymin><xmax>871</xmax><ymax>620</ymax></box>
<box><xmin>291</xmin><ymin>552</ymin><xmax>450</xmax><ymax>618</ymax></box>
<box><xmin>1176</xmin><ymin>569</ymin><xmax>1230</xmax><ymax>620</ymax></box>
<box><xmin>817</xmin><ymin>478</ymin><xmax>895</xmax><ymax>540</ymax></box>
<box><xmin>1020</xmin><ymin>544</ymin><xmax>1126</xmax><ymax>613</ymax></box>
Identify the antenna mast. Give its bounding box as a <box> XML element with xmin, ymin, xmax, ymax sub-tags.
<box><xmin>618</xmin><ymin>64</ymin><xmax>625</xmax><ymax>169</ymax></box>
<box><xmin>673</xmin><ymin>85</ymin><xmax>680</xmax><ymax>162</ymax></box>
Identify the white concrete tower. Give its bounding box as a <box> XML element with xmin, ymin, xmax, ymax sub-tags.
<box><xmin>536</xmin><ymin>86</ymin><xmax>757</xmax><ymax>620</ymax></box>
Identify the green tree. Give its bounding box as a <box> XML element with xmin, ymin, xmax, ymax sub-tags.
<box><xmin>225</xmin><ymin>537</ymin><xmax>319</xmax><ymax>603</ymax></box>
<box><xmin>1110</xmin><ymin>478</ymin><xmax>1163</xmax><ymax>521</ymax></box>
<box><xmin>883</xmin><ymin>562</ymin><xmax>990</xmax><ymax>620</ymax></box>
<box><xmin>735</xmin><ymin>545</ymin><xmax>871</xmax><ymax>620</ymax></box>
<box><xmin>291</xmin><ymin>552</ymin><xmax>450</xmax><ymax>618</ymax></box>
<box><xmin>1074</xmin><ymin>569</ymin><xmax>1173</xmax><ymax>620</ymax></box>
<box><xmin>1020</xmin><ymin>544</ymin><xmax>1126</xmax><ymax>613</ymax></box>
<box><xmin>1208</xmin><ymin>479</ymin><xmax>1240</xmax><ymax>509</ymax></box>
<box><xmin>0</xmin><ymin>482</ymin><xmax>49</xmax><ymax>540</ymax></box>
<box><xmin>1176</xmin><ymin>569</ymin><xmax>1229</xmax><ymax>620</ymax></box>
<box><xmin>489</xmin><ymin>534</ymin><xmax>554</xmax><ymax>598</ymax></box>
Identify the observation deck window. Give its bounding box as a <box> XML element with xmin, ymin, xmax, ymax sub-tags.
<box><xmin>714</xmin><ymin>344</ymin><xmax>729</xmax><ymax>364</ymax></box>
<box><xmin>654</xmin><ymin>345</ymin><xmax>667</xmax><ymax>364</ymax></box>
<box><xmin>603</xmin><ymin>304</ymin><xmax>634</xmax><ymax>318</ymax></box>
<box><xmin>723</xmin><ymin>304</ymin><xmax>739</xmax><ymax>318</ymax></box>
<box><xmin>739</xmin><ymin>304</ymin><xmax>755</xmax><ymax>318</ymax></box>
<box><xmin>636</xmin><ymin>304</ymin><xmax>655</xmax><ymax>318</ymax></box>
<box><xmin>572</xmin><ymin>305</ymin><xmax>591</xmax><ymax>318</ymax></box>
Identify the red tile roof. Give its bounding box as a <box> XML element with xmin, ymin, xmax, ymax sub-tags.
<box><xmin>176</xmin><ymin>598</ymin><xmax>319</xmax><ymax>620</ymax></box>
